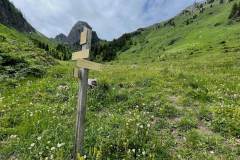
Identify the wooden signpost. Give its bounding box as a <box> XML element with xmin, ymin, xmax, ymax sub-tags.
<box><xmin>72</xmin><ymin>25</ymin><xmax>102</xmax><ymax>159</ymax></box>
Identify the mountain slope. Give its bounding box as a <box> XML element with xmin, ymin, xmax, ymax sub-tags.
<box><xmin>1</xmin><ymin>0</ymin><xmax>240</xmax><ymax>160</ymax></box>
<box><xmin>0</xmin><ymin>24</ymin><xmax>56</xmax><ymax>87</ymax></box>
<box><xmin>0</xmin><ymin>0</ymin><xmax>35</xmax><ymax>32</ymax></box>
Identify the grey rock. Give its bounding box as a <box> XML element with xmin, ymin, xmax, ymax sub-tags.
<box><xmin>0</xmin><ymin>0</ymin><xmax>35</xmax><ymax>33</ymax></box>
<box><xmin>55</xmin><ymin>21</ymin><xmax>99</xmax><ymax>50</ymax></box>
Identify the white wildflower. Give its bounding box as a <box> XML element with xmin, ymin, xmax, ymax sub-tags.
<box><xmin>30</xmin><ymin>143</ymin><xmax>35</xmax><ymax>147</ymax></box>
<box><xmin>140</xmin><ymin>125</ymin><xmax>144</xmax><ymax>129</ymax></box>
<box><xmin>57</xmin><ymin>143</ymin><xmax>65</xmax><ymax>148</ymax></box>
<box><xmin>10</xmin><ymin>135</ymin><xmax>17</xmax><ymax>139</ymax></box>
<box><xmin>84</xmin><ymin>155</ymin><xmax>87</xmax><ymax>159</ymax></box>
<box><xmin>132</xmin><ymin>149</ymin><xmax>136</xmax><ymax>153</ymax></box>
<box><xmin>142</xmin><ymin>151</ymin><xmax>146</xmax><ymax>155</ymax></box>
<box><xmin>50</xmin><ymin>147</ymin><xmax>55</xmax><ymax>151</ymax></box>
<box><xmin>210</xmin><ymin>151</ymin><xmax>214</xmax><ymax>154</ymax></box>
<box><xmin>30</xmin><ymin>112</ymin><xmax>33</xmax><ymax>117</ymax></box>
<box><xmin>37</xmin><ymin>137</ymin><xmax>42</xmax><ymax>141</ymax></box>
<box><xmin>147</xmin><ymin>124</ymin><xmax>151</xmax><ymax>128</ymax></box>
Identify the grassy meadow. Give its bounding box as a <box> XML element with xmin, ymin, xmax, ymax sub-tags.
<box><xmin>1</xmin><ymin>0</ymin><xmax>240</xmax><ymax>159</ymax></box>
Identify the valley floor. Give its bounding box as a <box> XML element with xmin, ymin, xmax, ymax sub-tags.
<box><xmin>1</xmin><ymin>48</ymin><xmax>240</xmax><ymax>159</ymax></box>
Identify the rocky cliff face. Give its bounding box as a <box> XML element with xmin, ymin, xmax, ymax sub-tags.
<box><xmin>55</xmin><ymin>21</ymin><xmax>99</xmax><ymax>49</ymax></box>
<box><xmin>0</xmin><ymin>0</ymin><xmax>35</xmax><ymax>33</ymax></box>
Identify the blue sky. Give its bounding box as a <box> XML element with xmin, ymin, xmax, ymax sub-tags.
<box><xmin>10</xmin><ymin>0</ymin><xmax>202</xmax><ymax>40</ymax></box>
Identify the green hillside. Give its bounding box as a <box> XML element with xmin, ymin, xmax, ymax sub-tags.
<box><xmin>0</xmin><ymin>24</ymin><xmax>56</xmax><ymax>86</ymax></box>
<box><xmin>1</xmin><ymin>0</ymin><xmax>240</xmax><ymax>160</ymax></box>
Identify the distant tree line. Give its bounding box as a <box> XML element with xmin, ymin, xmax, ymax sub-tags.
<box><xmin>90</xmin><ymin>31</ymin><xmax>140</xmax><ymax>61</ymax></box>
<box><xmin>31</xmin><ymin>38</ymin><xmax>72</xmax><ymax>60</ymax></box>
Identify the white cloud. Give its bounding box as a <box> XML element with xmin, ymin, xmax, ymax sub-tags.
<box><xmin>10</xmin><ymin>0</ymin><xmax>202</xmax><ymax>40</ymax></box>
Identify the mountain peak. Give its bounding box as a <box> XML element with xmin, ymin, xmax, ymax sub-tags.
<box><xmin>73</xmin><ymin>21</ymin><xmax>92</xmax><ymax>29</ymax></box>
<box><xmin>55</xmin><ymin>20</ymin><xmax>99</xmax><ymax>50</ymax></box>
<box><xmin>55</xmin><ymin>33</ymin><xmax>68</xmax><ymax>43</ymax></box>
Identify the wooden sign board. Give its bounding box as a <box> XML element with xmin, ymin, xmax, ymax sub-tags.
<box><xmin>72</xmin><ymin>49</ymin><xmax>90</xmax><ymax>60</ymax></box>
<box><xmin>76</xmin><ymin>59</ymin><xmax>103</xmax><ymax>71</ymax></box>
<box><xmin>80</xmin><ymin>27</ymin><xmax>88</xmax><ymax>45</ymax></box>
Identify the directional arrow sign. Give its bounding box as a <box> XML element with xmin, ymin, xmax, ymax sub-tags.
<box><xmin>72</xmin><ymin>49</ymin><xmax>90</xmax><ymax>60</ymax></box>
<box><xmin>80</xmin><ymin>28</ymin><xmax>88</xmax><ymax>45</ymax></box>
<box><xmin>76</xmin><ymin>59</ymin><xmax>103</xmax><ymax>71</ymax></box>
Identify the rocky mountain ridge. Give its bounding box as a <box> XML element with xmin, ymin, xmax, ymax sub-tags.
<box><xmin>0</xmin><ymin>0</ymin><xmax>35</xmax><ymax>32</ymax></box>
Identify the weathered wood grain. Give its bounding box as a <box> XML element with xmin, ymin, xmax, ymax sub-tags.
<box><xmin>80</xmin><ymin>27</ymin><xmax>88</xmax><ymax>45</ymax></box>
<box><xmin>72</xmin><ymin>49</ymin><xmax>90</xmax><ymax>60</ymax></box>
<box><xmin>76</xmin><ymin>59</ymin><xmax>103</xmax><ymax>71</ymax></box>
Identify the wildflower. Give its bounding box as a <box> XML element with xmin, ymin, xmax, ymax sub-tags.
<box><xmin>57</xmin><ymin>143</ymin><xmax>65</xmax><ymax>148</ymax></box>
<box><xmin>147</xmin><ymin>124</ymin><xmax>151</xmax><ymax>128</ymax></box>
<box><xmin>50</xmin><ymin>147</ymin><xmax>55</xmax><ymax>151</ymax></box>
<box><xmin>30</xmin><ymin>112</ymin><xmax>33</xmax><ymax>117</ymax></box>
<box><xmin>140</xmin><ymin>125</ymin><xmax>144</xmax><ymax>129</ymax></box>
<box><xmin>84</xmin><ymin>155</ymin><xmax>87</xmax><ymax>159</ymax></box>
<box><xmin>39</xmin><ymin>152</ymin><xmax>43</xmax><ymax>155</ymax></box>
<box><xmin>37</xmin><ymin>137</ymin><xmax>42</xmax><ymax>141</ymax></box>
<box><xmin>132</xmin><ymin>149</ymin><xmax>136</xmax><ymax>153</ymax></box>
<box><xmin>142</xmin><ymin>151</ymin><xmax>146</xmax><ymax>155</ymax></box>
<box><xmin>10</xmin><ymin>135</ymin><xmax>17</xmax><ymax>139</ymax></box>
<box><xmin>50</xmin><ymin>154</ymin><xmax>54</xmax><ymax>159</ymax></box>
<box><xmin>210</xmin><ymin>151</ymin><xmax>214</xmax><ymax>154</ymax></box>
<box><xmin>30</xmin><ymin>143</ymin><xmax>35</xmax><ymax>147</ymax></box>
<box><xmin>47</xmin><ymin>141</ymin><xmax>51</xmax><ymax>144</ymax></box>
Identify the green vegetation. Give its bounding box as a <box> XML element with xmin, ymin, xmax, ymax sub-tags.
<box><xmin>1</xmin><ymin>0</ymin><xmax>240</xmax><ymax>159</ymax></box>
<box><xmin>91</xmin><ymin>32</ymin><xmax>137</xmax><ymax>62</ymax></box>
<box><xmin>30</xmin><ymin>34</ymin><xmax>72</xmax><ymax>61</ymax></box>
<box><xmin>229</xmin><ymin>1</ymin><xmax>240</xmax><ymax>20</ymax></box>
<box><xmin>0</xmin><ymin>24</ymin><xmax>55</xmax><ymax>85</ymax></box>
<box><xmin>0</xmin><ymin>0</ymin><xmax>35</xmax><ymax>32</ymax></box>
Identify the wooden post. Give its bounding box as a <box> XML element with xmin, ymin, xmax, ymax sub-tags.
<box><xmin>74</xmin><ymin>26</ymin><xmax>92</xmax><ymax>159</ymax></box>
